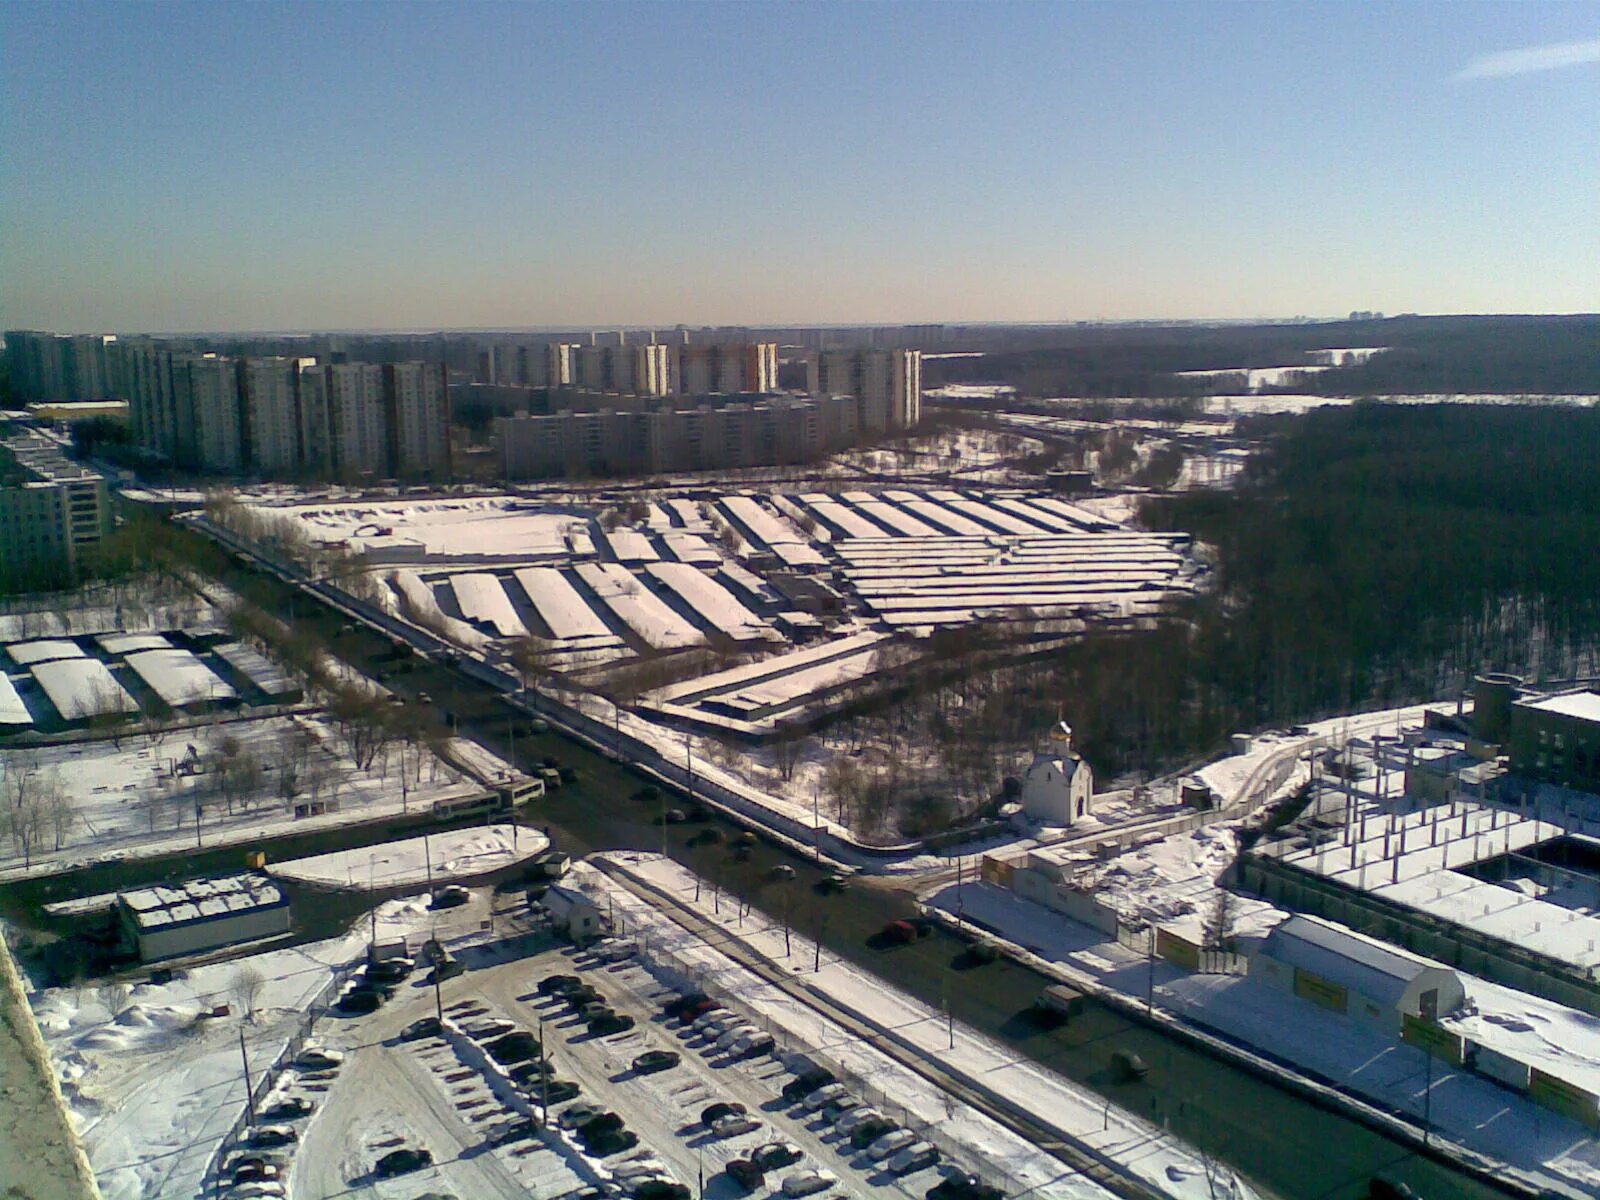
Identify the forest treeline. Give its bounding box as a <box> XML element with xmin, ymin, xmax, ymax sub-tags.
<box><xmin>993</xmin><ymin>404</ymin><xmax>1600</xmax><ymax>779</ymax></box>
<box><xmin>924</xmin><ymin>315</ymin><xmax>1600</xmax><ymax>399</ymax></box>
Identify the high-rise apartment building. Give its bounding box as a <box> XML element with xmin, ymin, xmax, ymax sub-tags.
<box><xmin>486</xmin><ymin>341</ymin><xmax>579</xmax><ymax>389</ymax></box>
<box><xmin>0</xmin><ymin>427</ymin><xmax>113</xmax><ymax>590</ymax></box>
<box><xmin>674</xmin><ymin>343</ymin><xmax>778</xmax><ymax>396</ymax></box>
<box><xmin>813</xmin><ymin>348</ymin><xmax>922</xmax><ymax>431</ymax></box>
<box><xmin>573</xmin><ymin>343</ymin><xmax>671</xmax><ymax>397</ymax></box>
<box><xmin>107</xmin><ymin>338</ymin><xmax>449</xmax><ymax>481</ymax></box>
<box><xmin>4</xmin><ymin>331</ymin><xmax>117</xmax><ymax>401</ymax></box>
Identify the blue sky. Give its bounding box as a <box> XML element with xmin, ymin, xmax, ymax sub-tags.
<box><xmin>2</xmin><ymin>1</ymin><xmax>1596</xmax><ymax>331</ymax></box>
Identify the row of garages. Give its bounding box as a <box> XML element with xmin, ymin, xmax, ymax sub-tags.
<box><xmin>0</xmin><ymin>631</ymin><xmax>301</xmax><ymax>730</ymax></box>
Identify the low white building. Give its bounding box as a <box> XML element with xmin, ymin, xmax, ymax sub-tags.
<box><xmin>1020</xmin><ymin>722</ymin><xmax>1094</xmax><ymax>825</ymax></box>
<box><xmin>542</xmin><ymin>884</ymin><xmax>601</xmax><ymax>942</ymax></box>
<box><xmin>1252</xmin><ymin>914</ymin><xmax>1466</xmax><ymax>1033</ymax></box>
<box><xmin>117</xmin><ymin>873</ymin><xmax>290</xmax><ymax>962</ymax></box>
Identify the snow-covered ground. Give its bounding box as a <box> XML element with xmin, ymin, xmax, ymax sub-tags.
<box><xmin>0</xmin><ymin>714</ymin><xmax>480</xmax><ymax>880</ymax></box>
<box><xmin>579</xmin><ymin>853</ymin><xmax>1257</xmax><ymax>1200</ymax></box>
<box><xmin>268</xmin><ymin>823</ymin><xmax>547</xmax><ymax>889</ymax></box>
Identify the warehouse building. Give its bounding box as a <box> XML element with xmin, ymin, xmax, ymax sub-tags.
<box><xmin>116</xmin><ymin>874</ymin><xmax>290</xmax><ymax>962</ymax></box>
<box><xmin>1252</xmin><ymin>914</ymin><xmax>1466</xmax><ymax>1033</ymax></box>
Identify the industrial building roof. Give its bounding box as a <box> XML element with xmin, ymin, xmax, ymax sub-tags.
<box><xmin>122</xmin><ymin>648</ymin><xmax>237</xmax><ymax>707</ymax></box>
<box><xmin>1261</xmin><ymin>914</ymin><xmax>1453</xmax><ymax>1009</ymax></box>
<box><xmin>120</xmin><ymin>874</ymin><xmax>285</xmax><ymax>931</ymax></box>
<box><xmin>1519</xmin><ymin>690</ymin><xmax>1600</xmax><ymax>726</ymax></box>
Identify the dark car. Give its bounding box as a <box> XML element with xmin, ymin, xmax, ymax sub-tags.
<box><xmin>781</xmin><ymin>1068</ymin><xmax>836</xmax><ymax>1103</ymax></box>
<box><xmin>583</xmin><ymin>1127</ymin><xmax>639</xmax><ymax>1156</ymax></box>
<box><xmin>400</xmin><ymin>1016</ymin><xmax>443</xmax><ymax>1042</ymax></box>
<box><xmin>881</xmin><ymin>919</ymin><xmax>929</xmax><ymax>946</ymax></box>
<box><xmin>367</xmin><ymin>957</ymin><xmax>414</xmax><ymax>983</ymax></box>
<box><xmin>427</xmin><ymin>957</ymin><xmax>464</xmax><ymax>983</ymax></box>
<box><xmin>431</xmin><ymin>885</ymin><xmax>470</xmax><ymax>910</ymax></box>
<box><xmin>588</xmin><ymin>1012</ymin><xmax>635</xmax><ymax>1036</ymax></box>
<box><xmin>338</xmin><ymin>988</ymin><xmax>381</xmax><ymax>1014</ymax></box>
<box><xmin>577</xmin><ymin>1002</ymin><xmax>614</xmax><ymax>1024</ymax></box>
<box><xmin>559</xmin><ymin>1104</ymin><xmax>603</xmax><ymax>1130</ymax></box>
<box><xmin>260</xmin><ymin>1096</ymin><xmax>314</xmax><ymax>1120</ymax></box>
<box><xmin>753</xmin><ymin>1141</ymin><xmax>803</xmax><ymax>1170</ymax></box>
<box><xmin>849</xmin><ymin>1117</ymin><xmax>897</xmax><ymax>1150</ymax></box>
<box><xmin>725</xmin><ymin>1159</ymin><xmax>765</xmax><ymax>1191</ymax></box>
<box><xmin>229</xmin><ymin>1158</ymin><xmax>279</xmax><ymax>1184</ymax></box>
<box><xmin>538</xmin><ymin>974</ymin><xmax>583</xmax><ymax>995</ymax></box>
<box><xmin>662</xmin><ymin>992</ymin><xmax>709</xmax><ymax>1020</ymax></box>
<box><xmin>248</xmin><ymin>1125</ymin><xmax>298</xmax><ymax>1149</ymax></box>
<box><xmin>674</xmin><ymin>997</ymin><xmax>719</xmax><ymax>1022</ymax></box>
<box><xmin>1367</xmin><ymin>1180</ymin><xmax>1418</xmax><ymax>1200</ymax></box>
<box><xmin>632</xmin><ymin>1049</ymin><xmax>680</xmax><ymax>1075</ymax></box>
<box><xmin>564</xmin><ymin>984</ymin><xmax>603</xmax><ymax>1007</ymax></box>
<box><xmin>926</xmin><ymin>1172</ymin><xmax>1004</xmax><ymax>1200</ymax></box>
<box><xmin>508</xmin><ymin>1058</ymin><xmax>556</xmax><ymax>1084</ymax></box>
<box><xmin>533</xmin><ymin>1078</ymin><xmax>580</xmax><ymax>1105</ymax></box>
<box><xmin>701</xmin><ymin>1101</ymin><xmax>746</xmax><ymax>1127</ymax></box>
<box><xmin>632</xmin><ymin>1183</ymin><xmax>690</xmax><ymax>1200</ymax></box>
<box><xmin>375</xmin><ymin>1146</ymin><xmax>433</xmax><ymax>1177</ymax></box>
<box><xmin>490</xmin><ymin>1118</ymin><xmax>537</xmax><ymax>1145</ymax></box>
<box><xmin>488</xmin><ymin>1031</ymin><xmax>542</xmax><ymax>1064</ymax></box>
<box><xmin>577</xmin><ymin>1111</ymin><xmax>624</xmax><ymax>1138</ymax></box>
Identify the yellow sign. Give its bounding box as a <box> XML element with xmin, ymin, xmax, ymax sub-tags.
<box><xmin>1401</xmin><ymin>1014</ymin><xmax>1464</xmax><ymax>1065</ymax></box>
<box><xmin>1293</xmin><ymin>968</ymin><xmax>1348</xmax><ymax>1013</ymax></box>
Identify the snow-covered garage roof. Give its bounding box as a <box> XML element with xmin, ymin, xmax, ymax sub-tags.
<box><xmin>0</xmin><ymin>671</ymin><xmax>31</xmax><ymax>726</ymax></box>
<box><xmin>29</xmin><ymin>658</ymin><xmax>137</xmax><ymax>721</ymax></box>
<box><xmin>120</xmin><ymin>874</ymin><xmax>285</xmax><ymax>931</ymax></box>
<box><xmin>122</xmin><ymin>648</ymin><xmax>237</xmax><ymax>708</ymax></box>
<box><xmin>5</xmin><ymin>639</ymin><xmax>86</xmax><ymax>667</ymax></box>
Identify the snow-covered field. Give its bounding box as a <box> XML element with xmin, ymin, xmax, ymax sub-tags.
<box><xmin>0</xmin><ymin>714</ymin><xmax>480</xmax><ymax>880</ymax></box>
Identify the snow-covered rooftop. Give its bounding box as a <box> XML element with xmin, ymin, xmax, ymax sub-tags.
<box><xmin>123</xmin><ymin>648</ymin><xmax>238</xmax><ymax>708</ymax></box>
<box><xmin>1261</xmin><ymin>914</ymin><xmax>1453</xmax><ymax>1009</ymax></box>
<box><xmin>29</xmin><ymin>657</ymin><xmax>137</xmax><ymax>720</ymax></box>
<box><xmin>213</xmin><ymin>641</ymin><xmax>298</xmax><ymax>696</ymax></box>
<box><xmin>94</xmin><ymin>632</ymin><xmax>172</xmax><ymax>656</ymax></box>
<box><xmin>120</xmin><ymin>873</ymin><xmax>285</xmax><ymax>930</ymax></box>
<box><xmin>0</xmin><ymin>671</ymin><xmax>31</xmax><ymax>726</ymax></box>
<box><xmin>1519</xmin><ymin>690</ymin><xmax>1600</xmax><ymax>725</ymax></box>
<box><xmin>5</xmin><ymin>639</ymin><xmax>86</xmax><ymax>667</ymax></box>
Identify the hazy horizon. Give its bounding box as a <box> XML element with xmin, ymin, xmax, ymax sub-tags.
<box><xmin>4</xmin><ymin>1</ymin><xmax>1597</xmax><ymax>332</ymax></box>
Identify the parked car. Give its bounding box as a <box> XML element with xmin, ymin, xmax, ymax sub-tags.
<box><xmin>589</xmin><ymin>1012</ymin><xmax>635</xmax><ymax>1036</ymax></box>
<box><xmin>595</xmin><ymin>939</ymin><xmax>636</xmax><ymax>962</ymax></box>
<box><xmin>801</xmin><ymin>1083</ymin><xmax>847</xmax><ymax>1112</ymax></box>
<box><xmin>488</xmin><ymin>1030</ymin><xmax>542</xmax><ymax>1063</ymax></box>
<box><xmin>490</xmin><ymin>1118</ymin><xmax>538</xmax><ymax>1145</ymax></box>
<box><xmin>822</xmin><ymin>1095</ymin><xmax>863</xmax><ymax>1121</ymax></box>
<box><xmin>294</xmin><ymin>1046</ymin><xmax>344</xmax><ymax>1071</ymax></box>
<box><xmin>366</xmin><ymin>956</ymin><xmax>414</xmax><ymax>982</ymax></box>
<box><xmin>701</xmin><ymin>1101</ymin><xmax>746</xmax><ymax>1127</ymax></box>
<box><xmin>431</xmin><ymin>884</ymin><xmax>470</xmax><ymax>909</ymax></box>
<box><xmin>781</xmin><ymin>1068</ymin><xmax>835</xmax><ymax>1102</ymax></box>
<box><xmin>781</xmin><ymin>1170</ymin><xmax>838</xmax><ymax>1197</ymax></box>
<box><xmin>849</xmin><ymin>1117</ymin><xmax>898</xmax><ymax>1150</ymax></box>
<box><xmin>925</xmin><ymin>1174</ymin><xmax>1004</xmax><ymax>1200</ymax></box>
<box><xmin>400</xmin><ymin>1016</ymin><xmax>443</xmax><ymax>1042</ymax></box>
<box><xmin>632</xmin><ymin>1049</ymin><xmax>681</xmax><ymax>1075</ymax></box>
<box><xmin>610</xmin><ymin>1158</ymin><xmax>669</xmax><ymax>1182</ymax></box>
<box><xmin>834</xmin><ymin>1106</ymin><xmax>884</xmax><ymax>1136</ymax></box>
<box><xmin>692</xmin><ymin>1008</ymin><xmax>734</xmax><ymax>1033</ymax></box>
<box><xmin>229</xmin><ymin>1159</ymin><xmax>281</xmax><ymax>1185</ymax></box>
<box><xmin>731</xmin><ymin>1031</ymin><xmax>775</xmax><ymax>1059</ymax></box>
<box><xmin>508</xmin><ymin>1059</ymin><xmax>556</xmax><ymax>1084</ymax></box>
<box><xmin>888</xmin><ymin>1142</ymin><xmax>941</xmax><ymax>1175</ymax></box>
<box><xmin>559</xmin><ymin>1104</ymin><xmax>603</xmax><ymax>1130</ymax></box>
<box><xmin>715</xmin><ymin>1024</ymin><xmax>760</xmax><ymax>1052</ymax></box>
<box><xmin>259</xmin><ymin>1095</ymin><xmax>314</xmax><ymax>1120</ymax></box>
<box><xmin>224</xmin><ymin>1183</ymin><xmax>284</xmax><ymax>1199</ymax></box>
<box><xmin>463</xmin><ymin>1018</ymin><xmax>515</xmax><ymax>1040</ymax></box>
<box><xmin>427</xmin><ymin>956</ymin><xmax>464</xmax><ymax>983</ymax></box>
<box><xmin>711</xmin><ymin>1114</ymin><xmax>763</xmax><ymax>1138</ymax></box>
<box><xmin>564</xmin><ymin>984</ymin><xmax>603</xmax><ymax>1008</ymax></box>
<box><xmin>662</xmin><ymin>992</ymin><xmax>711</xmax><ymax>1020</ymax></box>
<box><xmin>867</xmin><ymin>1128</ymin><xmax>918</xmax><ymax>1161</ymax></box>
<box><xmin>629</xmin><ymin>1183</ymin><xmax>689</xmax><ymax>1200</ymax></box>
<box><xmin>535</xmin><ymin>1079</ymin><xmax>581</xmax><ymax>1105</ymax></box>
<box><xmin>584</xmin><ymin>1128</ymin><xmax>639</xmax><ymax>1156</ymax></box>
<box><xmin>578</xmin><ymin>1111</ymin><xmax>625</xmax><ymax>1138</ymax></box>
<box><xmin>247</xmin><ymin>1125</ymin><xmax>298</xmax><ymax>1149</ymax></box>
<box><xmin>725</xmin><ymin>1159</ymin><xmax>765</xmax><ymax>1191</ymax></box>
<box><xmin>752</xmin><ymin>1141</ymin><xmax>804</xmax><ymax>1170</ymax></box>
<box><xmin>880</xmin><ymin>919</ymin><xmax>929</xmax><ymax>945</ymax></box>
<box><xmin>337</xmin><ymin>988</ymin><xmax>380</xmax><ymax>1015</ymax></box>
<box><xmin>538</xmin><ymin>973</ymin><xmax>583</xmax><ymax>995</ymax></box>
<box><xmin>1110</xmin><ymin>1049</ymin><xmax>1149</xmax><ymax>1080</ymax></box>
<box><xmin>375</xmin><ymin>1147</ymin><xmax>433</xmax><ymax>1177</ymax></box>
<box><xmin>767</xmin><ymin>864</ymin><xmax>796</xmax><ymax>880</ymax></box>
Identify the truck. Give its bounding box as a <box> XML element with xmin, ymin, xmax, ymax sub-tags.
<box><xmin>1034</xmin><ymin>984</ymin><xmax>1087</xmax><ymax>1021</ymax></box>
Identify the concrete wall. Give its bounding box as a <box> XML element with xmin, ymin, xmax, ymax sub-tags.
<box><xmin>133</xmin><ymin>903</ymin><xmax>291</xmax><ymax>962</ymax></box>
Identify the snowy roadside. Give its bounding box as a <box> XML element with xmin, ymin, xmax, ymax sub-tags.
<box><xmin>572</xmin><ymin>853</ymin><xmax>1257</xmax><ymax>1200</ymax></box>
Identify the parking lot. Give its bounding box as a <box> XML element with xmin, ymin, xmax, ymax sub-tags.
<box><xmin>266</xmin><ymin>935</ymin><xmax>973</xmax><ymax>1200</ymax></box>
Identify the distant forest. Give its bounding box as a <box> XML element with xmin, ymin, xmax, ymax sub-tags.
<box><xmin>923</xmin><ymin>314</ymin><xmax>1600</xmax><ymax>398</ymax></box>
<box><xmin>1024</xmin><ymin>403</ymin><xmax>1600</xmax><ymax>776</ymax></box>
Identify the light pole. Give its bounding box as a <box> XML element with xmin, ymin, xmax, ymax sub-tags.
<box><xmin>239</xmin><ymin>1024</ymin><xmax>256</xmax><ymax>1127</ymax></box>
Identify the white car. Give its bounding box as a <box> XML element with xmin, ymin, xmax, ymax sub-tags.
<box><xmin>700</xmin><ymin>1015</ymin><xmax>743</xmax><ymax>1039</ymax></box>
<box><xmin>610</xmin><ymin>1158</ymin><xmax>669</xmax><ymax>1181</ymax></box>
<box><xmin>835</xmin><ymin>1107</ymin><xmax>883</xmax><ymax>1135</ymax></box>
<box><xmin>711</xmin><ymin>1114</ymin><xmax>763</xmax><ymax>1139</ymax></box>
<box><xmin>293</xmin><ymin>1047</ymin><xmax>344</xmax><ymax>1071</ymax></box>
<box><xmin>801</xmin><ymin>1082</ymin><xmax>847</xmax><ymax>1112</ymax></box>
<box><xmin>781</xmin><ymin>1169</ymin><xmax>838</xmax><ymax>1197</ymax></box>
<box><xmin>595</xmin><ymin>939</ymin><xmax>637</xmax><ymax>963</ymax></box>
<box><xmin>691</xmin><ymin>1008</ymin><xmax>733</xmax><ymax>1032</ymax></box>
<box><xmin>867</xmin><ymin>1128</ymin><xmax>918</xmax><ymax>1161</ymax></box>
<box><xmin>730</xmin><ymin>1031</ymin><xmax>775</xmax><ymax>1059</ymax></box>
<box><xmin>715</xmin><ymin>1024</ymin><xmax>760</xmax><ymax>1052</ymax></box>
<box><xmin>887</xmin><ymin>1141</ymin><xmax>941</xmax><ymax>1174</ymax></box>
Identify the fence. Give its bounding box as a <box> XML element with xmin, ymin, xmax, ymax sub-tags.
<box><xmin>202</xmin><ymin>958</ymin><xmax>360</xmax><ymax>1197</ymax></box>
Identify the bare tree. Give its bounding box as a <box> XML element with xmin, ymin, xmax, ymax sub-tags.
<box><xmin>230</xmin><ymin>966</ymin><xmax>265</xmax><ymax>1023</ymax></box>
<box><xmin>98</xmin><ymin>980</ymin><xmax>131</xmax><ymax>1020</ymax></box>
<box><xmin>772</xmin><ymin>721</ymin><xmax>805</xmax><ymax>782</ymax></box>
<box><xmin>4</xmin><ymin>790</ymin><xmax>47</xmax><ymax>867</ymax></box>
<box><xmin>44</xmin><ymin>773</ymin><xmax>74</xmax><ymax>851</ymax></box>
